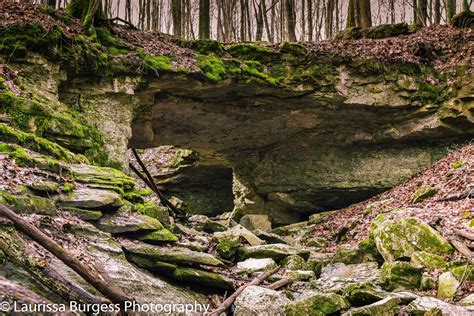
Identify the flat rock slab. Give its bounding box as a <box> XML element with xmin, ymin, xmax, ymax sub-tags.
<box><xmin>342</xmin><ymin>296</ymin><xmax>402</xmax><ymax>316</ymax></box>
<box><xmin>321</xmin><ymin>262</ymin><xmax>382</xmax><ymax>284</ymax></box>
<box><xmin>61</xmin><ymin>207</ymin><xmax>102</xmax><ymax>221</ymax></box>
<box><xmin>172</xmin><ymin>266</ymin><xmax>235</xmax><ymax>290</ymax></box>
<box><xmin>97</xmin><ymin>208</ymin><xmax>163</xmax><ymax>234</ymax></box>
<box><xmin>234</xmin><ymin>285</ymin><xmax>290</xmax><ymax>315</ymax></box>
<box><xmin>406</xmin><ymin>297</ymin><xmax>472</xmax><ymax>315</ymax></box>
<box><xmin>241</xmin><ymin>243</ymin><xmax>311</xmax><ymax>261</ymax></box>
<box><xmin>214</xmin><ymin>225</ymin><xmax>264</xmax><ymax>246</ymax></box>
<box><xmin>236</xmin><ymin>258</ymin><xmax>277</xmax><ymax>274</ymax></box>
<box><xmin>121</xmin><ymin>239</ymin><xmax>225</xmax><ymax>267</ymax></box>
<box><xmin>58</xmin><ymin>187</ymin><xmax>122</xmax><ymax>210</ymax></box>
<box><xmin>286</xmin><ymin>291</ymin><xmax>350</xmax><ymax>316</ymax></box>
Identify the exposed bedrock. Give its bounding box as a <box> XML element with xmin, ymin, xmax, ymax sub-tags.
<box><xmin>58</xmin><ymin>60</ymin><xmax>473</xmax><ymax>224</ymax></box>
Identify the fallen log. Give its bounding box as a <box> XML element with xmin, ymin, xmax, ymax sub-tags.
<box><xmin>0</xmin><ymin>204</ymin><xmax>133</xmax><ymax>305</ymax></box>
<box><xmin>454</xmin><ymin>228</ymin><xmax>474</xmax><ymax>241</ymax></box>
<box><xmin>210</xmin><ymin>267</ymin><xmax>280</xmax><ymax>315</ymax></box>
<box><xmin>266</xmin><ymin>277</ymin><xmax>293</xmax><ymax>290</ymax></box>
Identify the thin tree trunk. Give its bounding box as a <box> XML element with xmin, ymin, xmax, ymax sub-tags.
<box><xmin>307</xmin><ymin>0</ymin><xmax>313</xmax><ymax>40</ymax></box>
<box><xmin>199</xmin><ymin>0</ymin><xmax>211</xmax><ymax>39</ymax></box>
<box><xmin>285</xmin><ymin>0</ymin><xmax>296</xmax><ymax>41</ymax></box>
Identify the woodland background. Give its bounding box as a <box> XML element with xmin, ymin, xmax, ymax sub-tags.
<box><xmin>5</xmin><ymin>0</ymin><xmax>474</xmax><ymax>41</ymax></box>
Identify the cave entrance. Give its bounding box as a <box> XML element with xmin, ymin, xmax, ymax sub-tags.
<box><xmin>140</xmin><ymin>146</ymin><xmax>235</xmax><ymax>216</ymax></box>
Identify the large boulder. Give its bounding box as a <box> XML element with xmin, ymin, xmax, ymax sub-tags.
<box><xmin>371</xmin><ymin>217</ymin><xmax>454</xmax><ymax>262</ymax></box>
<box><xmin>234</xmin><ymin>285</ymin><xmax>290</xmax><ymax>315</ymax></box>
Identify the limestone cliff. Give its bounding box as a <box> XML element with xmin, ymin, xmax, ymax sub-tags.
<box><xmin>0</xmin><ymin>8</ymin><xmax>473</xmax><ymax>224</ymax></box>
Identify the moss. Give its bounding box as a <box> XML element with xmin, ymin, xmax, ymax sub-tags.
<box><xmin>242</xmin><ymin>60</ymin><xmax>280</xmax><ymax>85</ymax></box>
<box><xmin>0</xmin><ymin>142</ymin><xmax>66</xmax><ymax>172</ymax></box>
<box><xmin>216</xmin><ymin>236</ymin><xmax>241</xmax><ymax>260</ymax></box>
<box><xmin>135</xmin><ymin>228</ymin><xmax>178</xmax><ymax>243</ymax></box>
<box><xmin>197</xmin><ymin>55</ymin><xmax>227</xmax><ymax>82</ymax></box>
<box><xmin>280</xmin><ymin>42</ymin><xmax>307</xmax><ymax>55</ymax></box>
<box><xmin>136</xmin><ymin>49</ymin><xmax>173</xmax><ymax>72</ymax></box>
<box><xmin>411</xmin><ymin>251</ymin><xmax>447</xmax><ymax>269</ymax></box>
<box><xmin>285</xmin><ymin>292</ymin><xmax>350</xmax><ymax>316</ymax></box>
<box><xmin>450</xmin><ymin>264</ymin><xmax>474</xmax><ymax>282</ymax></box>
<box><xmin>227</xmin><ymin>43</ymin><xmax>276</xmax><ymax>63</ymax></box>
<box><xmin>123</xmin><ymin>191</ymin><xmax>144</xmax><ymax>204</ymax></box>
<box><xmin>135</xmin><ymin>201</ymin><xmax>169</xmax><ymax>224</ymax></box>
<box><xmin>138</xmin><ymin>188</ymin><xmax>153</xmax><ymax>197</ymax></box>
<box><xmin>381</xmin><ymin>261</ymin><xmax>422</xmax><ymax>291</ymax></box>
<box><xmin>181</xmin><ymin>39</ymin><xmax>224</xmax><ymax>55</ymax></box>
<box><xmin>0</xmin><ymin>124</ymin><xmax>82</xmax><ymax>163</ymax></box>
<box><xmin>412</xmin><ymin>185</ymin><xmax>437</xmax><ymax>203</ymax></box>
<box><xmin>452</xmin><ymin>159</ymin><xmax>463</xmax><ymax>169</ymax></box>
<box><xmin>0</xmin><ymin>190</ymin><xmax>17</xmax><ymax>205</ymax></box>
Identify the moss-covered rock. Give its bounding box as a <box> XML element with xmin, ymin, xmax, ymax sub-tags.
<box><xmin>437</xmin><ymin>271</ymin><xmax>460</xmax><ymax>300</ymax></box>
<box><xmin>28</xmin><ymin>181</ymin><xmax>59</xmax><ymax>193</ymax></box>
<box><xmin>342</xmin><ymin>282</ymin><xmax>387</xmax><ymax>306</ymax></box>
<box><xmin>58</xmin><ymin>187</ymin><xmax>122</xmax><ymax>210</ymax></box>
<box><xmin>281</xmin><ymin>255</ymin><xmax>308</xmax><ymax>270</ymax></box>
<box><xmin>343</xmin><ymin>296</ymin><xmax>402</xmax><ymax>316</ymax></box>
<box><xmin>121</xmin><ymin>239</ymin><xmax>225</xmax><ymax>267</ymax></box>
<box><xmin>285</xmin><ymin>292</ymin><xmax>350</xmax><ymax>316</ymax></box>
<box><xmin>371</xmin><ymin>217</ymin><xmax>453</xmax><ymax>262</ymax></box>
<box><xmin>216</xmin><ymin>236</ymin><xmax>241</xmax><ymax>260</ymax></box>
<box><xmin>60</xmin><ymin>206</ymin><xmax>102</xmax><ymax>221</ymax></box>
<box><xmin>0</xmin><ymin>192</ymin><xmax>57</xmax><ymax>216</ymax></box>
<box><xmin>411</xmin><ymin>251</ymin><xmax>447</xmax><ymax>269</ymax></box>
<box><xmin>381</xmin><ymin>261</ymin><xmax>422</xmax><ymax>291</ymax></box>
<box><xmin>172</xmin><ymin>266</ymin><xmax>235</xmax><ymax>290</ymax></box>
<box><xmin>412</xmin><ymin>185</ymin><xmax>437</xmax><ymax>203</ymax></box>
<box><xmin>96</xmin><ymin>207</ymin><xmax>164</xmax><ymax>234</ymax></box>
<box><xmin>134</xmin><ymin>228</ymin><xmax>178</xmax><ymax>244</ymax></box>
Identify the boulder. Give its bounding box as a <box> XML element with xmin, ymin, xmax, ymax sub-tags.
<box><xmin>28</xmin><ymin>181</ymin><xmax>59</xmax><ymax>193</ymax></box>
<box><xmin>61</xmin><ymin>207</ymin><xmax>102</xmax><ymax>221</ymax></box>
<box><xmin>239</xmin><ymin>214</ymin><xmax>272</xmax><ymax>232</ymax></box>
<box><xmin>234</xmin><ymin>286</ymin><xmax>290</xmax><ymax>315</ymax></box>
<box><xmin>381</xmin><ymin>262</ymin><xmax>422</xmax><ymax>291</ymax></box>
<box><xmin>405</xmin><ymin>297</ymin><xmax>472</xmax><ymax>315</ymax></box>
<box><xmin>172</xmin><ymin>266</ymin><xmax>235</xmax><ymax>290</ymax></box>
<box><xmin>281</xmin><ymin>255</ymin><xmax>308</xmax><ymax>270</ymax></box>
<box><xmin>286</xmin><ymin>270</ymin><xmax>315</xmax><ymax>281</ymax></box>
<box><xmin>216</xmin><ymin>236</ymin><xmax>241</xmax><ymax>260</ymax></box>
<box><xmin>253</xmin><ymin>229</ymin><xmax>287</xmax><ymax>244</ymax></box>
<box><xmin>97</xmin><ymin>207</ymin><xmax>164</xmax><ymax>234</ymax></box>
<box><xmin>411</xmin><ymin>251</ymin><xmax>447</xmax><ymax>269</ymax></box>
<box><xmin>437</xmin><ymin>272</ymin><xmax>460</xmax><ymax>300</ymax></box>
<box><xmin>57</xmin><ymin>187</ymin><xmax>122</xmax><ymax>210</ymax></box>
<box><xmin>9</xmin><ymin>195</ymin><xmax>57</xmax><ymax>216</ymax></box>
<box><xmin>121</xmin><ymin>239</ymin><xmax>224</xmax><ymax>267</ymax></box>
<box><xmin>320</xmin><ymin>262</ymin><xmax>382</xmax><ymax>285</ymax></box>
<box><xmin>285</xmin><ymin>292</ymin><xmax>350</xmax><ymax>316</ymax></box>
<box><xmin>460</xmin><ymin>294</ymin><xmax>474</xmax><ymax>306</ymax></box>
<box><xmin>236</xmin><ymin>258</ymin><xmax>277</xmax><ymax>274</ymax></box>
<box><xmin>342</xmin><ymin>296</ymin><xmax>402</xmax><ymax>316</ymax></box>
<box><xmin>371</xmin><ymin>217</ymin><xmax>453</xmax><ymax>262</ymax></box>
<box><xmin>135</xmin><ymin>228</ymin><xmax>178</xmax><ymax>243</ymax></box>
<box><xmin>240</xmin><ymin>243</ymin><xmax>310</xmax><ymax>261</ymax></box>
<box><xmin>342</xmin><ymin>282</ymin><xmax>387</xmax><ymax>306</ymax></box>
<box><xmin>214</xmin><ymin>224</ymin><xmax>263</xmax><ymax>246</ymax></box>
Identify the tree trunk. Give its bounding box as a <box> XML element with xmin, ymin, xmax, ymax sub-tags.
<box><xmin>307</xmin><ymin>0</ymin><xmax>313</xmax><ymax>40</ymax></box>
<box><xmin>171</xmin><ymin>0</ymin><xmax>182</xmax><ymax>37</ymax></box>
<box><xmin>347</xmin><ymin>0</ymin><xmax>356</xmax><ymax>28</ymax></box>
<box><xmin>255</xmin><ymin>0</ymin><xmax>264</xmax><ymax>41</ymax></box>
<box><xmin>418</xmin><ymin>0</ymin><xmax>428</xmax><ymax>25</ymax></box>
<box><xmin>434</xmin><ymin>0</ymin><xmax>441</xmax><ymax>23</ymax></box>
<box><xmin>285</xmin><ymin>0</ymin><xmax>297</xmax><ymax>41</ymax></box>
<box><xmin>359</xmin><ymin>0</ymin><xmax>372</xmax><ymax>28</ymax></box>
<box><xmin>446</xmin><ymin>0</ymin><xmax>456</xmax><ymax>22</ymax></box>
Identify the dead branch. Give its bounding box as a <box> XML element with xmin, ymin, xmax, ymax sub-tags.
<box><xmin>130</xmin><ymin>148</ymin><xmax>186</xmax><ymax>219</ymax></box>
<box><xmin>210</xmin><ymin>267</ymin><xmax>281</xmax><ymax>315</ymax></box>
<box><xmin>266</xmin><ymin>277</ymin><xmax>293</xmax><ymax>290</ymax></box>
<box><xmin>449</xmin><ymin>237</ymin><xmax>474</xmax><ymax>264</ymax></box>
<box><xmin>454</xmin><ymin>228</ymin><xmax>474</xmax><ymax>241</ymax></box>
<box><xmin>0</xmin><ymin>204</ymin><xmax>133</xmax><ymax>305</ymax></box>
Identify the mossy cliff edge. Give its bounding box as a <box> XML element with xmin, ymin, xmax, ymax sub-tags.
<box><xmin>0</xmin><ymin>13</ymin><xmax>473</xmax><ymax>223</ymax></box>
